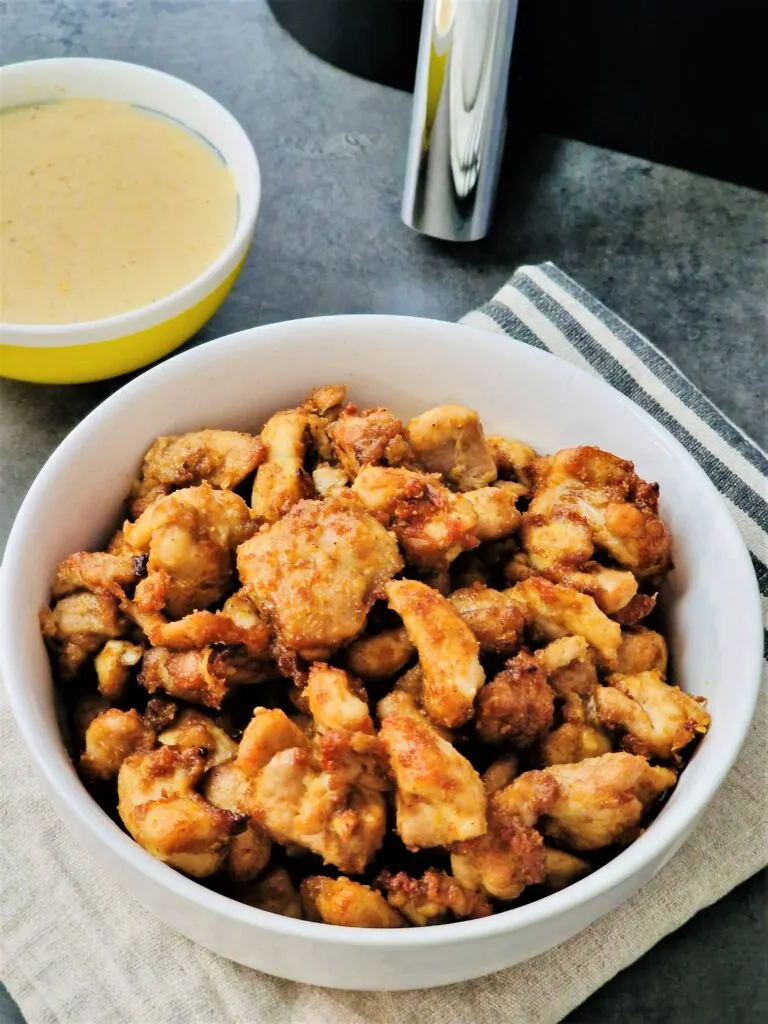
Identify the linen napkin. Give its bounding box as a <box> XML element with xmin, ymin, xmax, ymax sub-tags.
<box><xmin>2</xmin><ymin>263</ymin><xmax>766</xmax><ymax>1024</ymax></box>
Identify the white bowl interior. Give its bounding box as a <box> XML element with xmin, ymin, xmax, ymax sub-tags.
<box><xmin>0</xmin><ymin>316</ymin><xmax>761</xmax><ymax>982</ymax></box>
<box><xmin>0</xmin><ymin>58</ymin><xmax>260</xmax><ymax>345</ymax></box>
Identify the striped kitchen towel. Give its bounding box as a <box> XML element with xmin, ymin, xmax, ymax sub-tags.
<box><xmin>1</xmin><ymin>263</ymin><xmax>765</xmax><ymax>1024</ymax></box>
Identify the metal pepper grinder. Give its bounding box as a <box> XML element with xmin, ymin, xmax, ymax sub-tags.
<box><xmin>402</xmin><ymin>0</ymin><xmax>520</xmax><ymax>242</ymax></box>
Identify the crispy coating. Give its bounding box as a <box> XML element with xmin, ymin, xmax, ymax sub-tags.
<box><xmin>448</xmin><ymin>583</ymin><xmax>524</xmax><ymax>656</ymax></box>
<box><xmin>252</xmin><ymin>409</ymin><xmax>312</xmax><ymax>522</ymax></box>
<box><xmin>615</xmin><ymin>628</ymin><xmax>669</xmax><ymax>676</ymax></box>
<box><xmin>124</xmin><ymin>483</ymin><xmax>252</xmax><ymax>618</ymax></box>
<box><xmin>482</xmin><ymin>754</ymin><xmax>520</xmax><ymax>795</ymax></box>
<box><xmin>345</xmin><ymin>627</ymin><xmax>416</xmax><ymax>682</ymax></box>
<box><xmin>376</xmin><ymin>868</ymin><xmax>492</xmax><ymax>925</ymax></box>
<box><xmin>612</xmin><ymin>592</ymin><xmax>658</xmax><ymax>626</ymax></box>
<box><xmin>135</xmin><ymin>592</ymin><xmax>272</xmax><ymax>658</ymax></box>
<box><xmin>543</xmin><ymin>846</ymin><xmax>592</xmax><ymax>890</ymax></box>
<box><xmin>464</xmin><ymin>484</ymin><xmax>522</xmax><ymax>542</ymax></box>
<box><xmin>138</xmin><ymin>646</ymin><xmax>230</xmax><ymax>709</ymax></box>
<box><xmin>485</xmin><ymin>436</ymin><xmax>538</xmax><ymax>490</ymax></box>
<box><xmin>236</xmin><ymin>708</ymin><xmax>310</xmax><ymax>775</ymax></box>
<box><xmin>352</xmin><ymin>465</ymin><xmax>478</xmax><ymax>570</ymax></box>
<box><xmin>129</xmin><ymin>429</ymin><xmax>265</xmax><ymax>517</ymax></box>
<box><xmin>527</xmin><ymin>446</ymin><xmax>672</xmax><ymax>578</ymax></box>
<box><xmin>117</xmin><ymin>746</ymin><xmax>241</xmax><ymax>877</ymax></box>
<box><xmin>542</xmin><ymin>695</ymin><xmax>613</xmax><ymax>766</ymax></box>
<box><xmin>238</xmin><ymin>494</ymin><xmax>403</xmax><ymax>660</ymax></box>
<box><xmin>505</xmin><ymin>577</ymin><xmax>622</xmax><ymax>667</ymax></box>
<box><xmin>535</xmin><ymin>636</ymin><xmax>599</xmax><ymax>699</ymax></box>
<box><xmin>302</xmin><ymin>876</ymin><xmax>406</xmax><ymax>928</ymax></box>
<box><xmin>306</xmin><ymin>663</ymin><xmax>373</xmax><ymax>734</ymax></box>
<box><xmin>203</xmin><ymin>762</ymin><xmax>272</xmax><ymax>881</ymax></box>
<box><xmin>302</xmin><ymin>385</ymin><xmax>348</xmax><ymax>461</ymax></box>
<box><xmin>407</xmin><ymin>404</ymin><xmax>497</xmax><ymax>491</ymax></box>
<box><xmin>476</xmin><ymin>650</ymin><xmax>555</xmax><ymax>746</ymax></box>
<box><xmin>242</xmin><ymin>868</ymin><xmax>303</xmax><ymax>919</ymax></box>
<box><xmin>80</xmin><ymin>708</ymin><xmax>155</xmax><ymax>781</ymax></box>
<box><xmin>41</xmin><ymin>591</ymin><xmax>127</xmax><ymax>676</ymax></box>
<box><xmin>541</xmin><ymin>752</ymin><xmax>677</xmax><ymax>851</ymax></box>
<box><xmin>94</xmin><ymin>639</ymin><xmax>144</xmax><ymax>700</ymax></box>
<box><xmin>451</xmin><ymin>773</ymin><xmax>557</xmax><ymax>901</ymax></box>
<box><xmin>386</xmin><ymin>579</ymin><xmax>484</xmax><ymax>729</ymax></box>
<box><xmin>158</xmin><ymin>709</ymin><xmax>238</xmax><ymax>768</ymax></box>
<box><xmin>378</xmin><ymin>701</ymin><xmax>486</xmax><ymax>849</ymax></box>
<box><xmin>311</xmin><ymin>462</ymin><xmax>349</xmax><ymax>497</ymax></box>
<box><xmin>329</xmin><ymin>405</ymin><xmax>411</xmax><ymax>480</ymax></box>
<box><xmin>51</xmin><ymin>551</ymin><xmax>143</xmax><ymax>599</ymax></box>
<box><xmin>590</xmin><ymin>671</ymin><xmax>710</xmax><ymax>760</ymax></box>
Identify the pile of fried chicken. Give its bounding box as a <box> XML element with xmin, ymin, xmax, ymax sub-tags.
<box><xmin>42</xmin><ymin>385</ymin><xmax>710</xmax><ymax>928</ymax></box>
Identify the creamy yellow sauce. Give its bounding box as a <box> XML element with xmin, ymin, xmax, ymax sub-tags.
<box><xmin>0</xmin><ymin>98</ymin><xmax>238</xmax><ymax>324</ymax></box>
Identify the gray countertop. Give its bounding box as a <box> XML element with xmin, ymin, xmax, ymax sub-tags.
<box><xmin>1</xmin><ymin>2</ymin><xmax>766</xmax><ymax>1021</ymax></box>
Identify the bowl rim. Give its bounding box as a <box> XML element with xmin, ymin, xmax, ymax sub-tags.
<box><xmin>0</xmin><ymin>57</ymin><xmax>260</xmax><ymax>345</ymax></box>
<box><xmin>0</xmin><ymin>313</ymin><xmax>762</xmax><ymax>949</ymax></box>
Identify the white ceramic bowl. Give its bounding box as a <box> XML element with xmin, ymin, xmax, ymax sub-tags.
<box><xmin>0</xmin><ymin>316</ymin><xmax>761</xmax><ymax>990</ymax></box>
<box><xmin>0</xmin><ymin>58</ymin><xmax>260</xmax><ymax>384</ymax></box>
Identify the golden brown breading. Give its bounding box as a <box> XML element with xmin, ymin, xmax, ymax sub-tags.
<box><xmin>135</xmin><ymin>598</ymin><xmax>271</xmax><ymax>657</ymax></box>
<box><xmin>475</xmin><ymin>650</ymin><xmax>555</xmax><ymax>746</ymax></box>
<box><xmin>242</xmin><ymin>868</ymin><xmax>303</xmax><ymax>919</ymax></box>
<box><xmin>236</xmin><ymin>708</ymin><xmax>310</xmax><ymax>775</ymax></box>
<box><xmin>485</xmin><ymin>436</ymin><xmax>538</xmax><ymax>490</ymax></box>
<box><xmin>386</xmin><ymin>579</ymin><xmax>485</xmax><ymax>729</ymax></box>
<box><xmin>527</xmin><ymin>446</ymin><xmax>672</xmax><ymax>579</ymax></box>
<box><xmin>542</xmin><ymin>694</ymin><xmax>613</xmax><ymax>766</ymax></box>
<box><xmin>615</xmin><ymin>628</ymin><xmax>669</xmax><ymax>676</ymax></box>
<box><xmin>481</xmin><ymin>754</ymin><xmax>520</xmax><ymax>795</ymax></box>
<box><xmin>124</xmin><ymin>483</ymin><xmax>253</xmax><ymax>618</ymax></box>
<box><xmin>311</xmin><ymin>461</ymin><xmax>349</xmax><ymax>497</ymax></box>
<box><xmin>203</xmin><ymin>762</ymin><xmax>272</xmax><ymax>881</ymax></box>
<box><xmin>447</xmin><ymin>583</ymin><xmax>524</xmax><ymax>656</ymax></box>
<box><xmin>302</xmin><ymin>876</ymin><xmax>406</xmax><ymax>928</ymax></box>
<box><xmin>352</xmin><ymin>465</ymin><xmax>479</xmax><ymax>570</ymax></box>
<box><xmin>328</xmin><ymin>405</ymin><xmax>411</xmax><ymax>479</ymax></box>
<box><xmin>138</xmin><ymin>646</ymin><xmax>230</xmax><ymax>709</ymax></box>
<box><xmin>157</xmin><ymin>709</ymin><xmax>238</xmax><ymax>768</ymax></box>
<box><xmin>238</xmin><ymin>493</ymin><xmax>403</xmax><ymax>660</ymax></box>
<box><xmin>541</xmin><ymin>752</ymin><xmax>677</xmax><ymax>851</ymax></box>
<box><xmin>463</xmin><ymin>483</ymin><xmax>522</xmax><ymax>542</ymax></box>
<box><xmin>117</xmin><ymin>746</ymin><xmax>242</xmax><ymax>877</ymax></box>
<box><xmin>41</xmin><ymin>591</ymin><xmax>127</xmax><ymax>676</ymax></box>
<box><xmin>378</xmin><ymin>700</ymin><xmax>486</xmax><ymax>849</ymax></box>
<box><xmin>129</xmin><ymin>428</ymin><xmax>265</xmax><ymax>517</ymax></box>
<box><xmin>505</xmin><ymin>577</ymin><xmax>622</xmax><ymax>667</ymax></box>
<box><xmin>590</xmin><ymin>671</ymin><xmax>709</xmax><ymax>760</ymax></box>
<box><xmin>94</xmin><ymin>639</ymin><xmax>144</xmax><ymax>700</ymax></box>
<box><xmin>80</xmin><ymin>708</ymin><xmax>155</xmax><ymax>781</ymax></box>
<box><xmin>345</xmin><ymin>627</ymin><xmax>416</xmax><ymax>682</ymax></box>
<box><xmin>535</xmin><ymin>636</ymin><xmax>599</xmax><ymax>699</ymax></box>
<box><xmin>252</xmin><ymin>409</ymin><xmax>312</xmax><ymax>522</ymax></box>
<box><xmin>612</xmin><ymin>592</ymin><xmax>658</xmax><ymax>626</ymax></box>
<box><xmin>376</xmin><ymin>868</ymin><xmax>492</xmax><ymax>925</ymax></box>
<box><xmin>542</xmin><ymin>846</ymin><xmax>592</xmax><ymax>890</ymax></box>
<box><xmin>406</xmin><ymin>404</ymin><xmax>497</xmax><ymax>491</ymax></box>
<box><xmin>306</xmin><ymin>663</ymin><xmax>373</xmax><ymax>734</ymax></box>
<box><xmin>51</xmin><ymin>550</ymin><xmax>143</xmax><ymax>599</ymax></box>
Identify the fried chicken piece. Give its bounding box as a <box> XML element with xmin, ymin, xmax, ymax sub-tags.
<box><xmin>80</xmin><ymin>708</ymin><xmax>155</xmax><ymax>781</ymax></box>
<box><xmin>242</xmin><ymin>868</ymin><xmax>303</xmax><ymax>919</ymax></box>
<box><xmin>376</xmin><ymin>868</ymin><xmax>491</xmax><ymax>925</ymax></box>
<box><xmin>543</xmin><ymin>846</ymin><xmax>592</xmax><ymax>890</ymax></box>
<box><xmin>94</xmin><ymin>639</ymin><xmax>144</xmax><ymax>700</ymax></box>
<box><xmin>123</xmin><ymin>483</ymin><xmax>252</xmax><ymax>618</ymax></box>
<box><xmin>542</xmin><ymin>695</ymin><xmax>613</xmax><ymax>766</ymax></box>
<box><xmin>143</xmin><ymin>697</ymin><xmax>178</xmax><ymax>733</ymax></box>
<box><xmin>352</xmin><ymin>466</ymin><xmax>478</xmax><ymax>570</ymax></box>
<box><xmin>328</xmin><ymin>405</ymin><xmax>411</xmax><ymax>480</ymax></box>
<box><xmin>463</xmin><ymin>484</ymin><xmax>522</xmax><ymax>542</ymax></box>
<box><xmin>302</xmin><ymin>384</ymin><xmax>347</xmax><ymax>461</ymax></box>
<box><xmin>527</xmin><ymin>446</ymin><xmax>672</xmax><ymax>578</ymax></box>
<box><xmin>590</xmin><ymin>671</ymin><xmax>710</xmax><ymax>760</ymax></box>
<box><xmin>541</xmin><ymin>752</ymin><xmax>677</xmax><ymax>851</ymax></box>
<box><xmin>306</xmin><ymin>663</ymin><xmax>373</xmax><ymax>734</ymax></box>
<box><xmin>505</xmin><ymin>577</ymin><xmax>622</xmax><ymax>667</ymax></box>
<box><xmin>117</xmin><ymin>746</ymin><xmax>242</xmax><ymax>876</ymax></box>
<box><xmin>535</xmin><ymin>636</ymin><xmax>599</xmax><ymax>699</ymax></box>
<box><xmin>41</xmin><ymin>591</ymin><xmax>127</xmax><ymax>676</ymax></box>
<box><xmin>482</xmin><ymin>754</ymin><xmax>520</xmax><ymax>795</ymax></box>
<box><xmin>385</xmin><ymin>579</ymin><xmax>484</xmax><ymax>729</ymax></box>
<box><xmin>136</xmin><ymin>593</ymin><xmax>272</xmax><ymax>658</ymax></box>
<box><xmin>236</xmin><ymin>707</ymin><xmax>310</xmax><ymax>775</ymax></box>
<box><xmin>485</xmin><ymin>436</ymin><xmax>538</xmax><ymax>490</ymax></box>
<box><xmin>301</xmin><ymin>876</ymin><xmax>406</xmax><ymax>928</ymax></box>
<box><xmin>451</xmin><ymin>772</ymin><xmax>557</xmax><ymax>901</ymax></box>
<box><xmin>378</xmin><ymin>699</ymin><xmax>486</xmax><ymax>849</ymax></box>
<box><xmin>406</xmin><ymin>404</ymin><xmax>497</xmax><ymax>491</ymax></box>
<box><xmin>158</xmin><ymin>709</ymin><xmax>238</xmax><ymax>768</ymax></box>
<box><xmin>51</xmin><ymin>550</ymin><xmax>144</xmax><ymax>599</ymax></box>
<box><xmin>203</xmin><ymin>762</ymin><xmax>272</xmax><ymax>881</ymax></box>
<box><xmin>311</xmin><ymin>462</ymin><xmax>349</xmax><ymax>497</ymax></box>
<box><xmin>615</xmin><ymin>628</ymin><xmax>669</xmax><ymax>676</ymax></box>
<box><xmin>138</xmin><ymin>646</ymin><xmax>230</xmax><ymax>709</ymax></box>
<box><xmin>238</xmin><ymin>493</ymin><xmax>403</xmax><ymax>660</ymax></box>
<box><xmin>612</xmin><ymin>592</ymin><xmax>658</xmax><ymax>626</ymax></box>
<box><xmin>345</xmin><ymin>627</ymin><xmax>416</xmax><ymax>682</ymax></box>
<box><xmin>447</xmin><ymin>583</ymin><xmax>524</xmax><ymax>656</ymax></box>
<box><xmin>252</xmin><ymin>409</ymin><xmax>312</xmax><ymax>522</ymax></box>
<box><xmin>129</xmin><ymin>429</ymin><xmax>265</xmax><ymax>517</ymax></box>
<box><xmin>475</xmin><ymin>650</ymin><xmax>555</xmax><ymax>746</ymax></box>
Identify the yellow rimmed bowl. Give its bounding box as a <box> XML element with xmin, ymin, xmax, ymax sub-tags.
<box><xmin>0</xmin><ymin>58</ymin><xmax>261</xmax><ymax>384</ymax></box>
